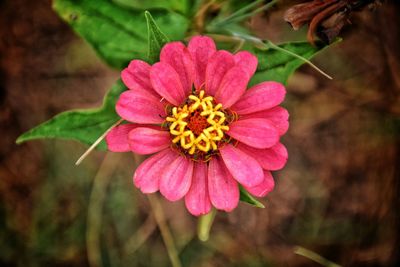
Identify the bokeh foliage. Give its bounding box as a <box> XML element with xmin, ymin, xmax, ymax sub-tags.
<box><xmin>5</xmin><ymin>0</ymin><xmax>398</xmax><ymax>267</ymax></box>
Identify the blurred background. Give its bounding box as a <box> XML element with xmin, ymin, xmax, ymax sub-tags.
<box><xmin>0</xmin><ymin>0</ymin><xmax>399</xmax><ymax>266</ymax></box>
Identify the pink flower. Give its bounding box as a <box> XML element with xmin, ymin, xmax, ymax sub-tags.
<box><xmin>106</xmin><ymin>36</ymin><xmax>288</xmax><ymax>216</ymax></box>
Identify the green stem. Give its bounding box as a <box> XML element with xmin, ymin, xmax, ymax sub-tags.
<box><xmin>294</xmin><ymin>246</ymin><xmax>342</xmax><ymax>267</ymax></box>
<box><xmin>223</xmin><ymin>0</ymin><xmax>278</xmax><ymax>25</ymax></box>
<box><xmin>197</xmin><ymin>208</ymin><xmax>217</xmax><ymax>241</ymax></box>
<box><xmin>123</xmin><ymin>214</ymin><xmax>157</xmax><ymax>256</ymax></box>
<box><xmin>75</xmin><ymin>119</ymin><xmax>123</xmax><ymax>165</ymax></box>
<box><xmin>265</xmin><ymin>40</ymin><xmax>333</xmax><ymax>80</ymax></box>
<box><xmin>214</xmin><ymin>0</ymin><xmax>264</xmax><ymax>26</ymax></box>
<box><xmin>206</xmin><ymin>34</ymin><xmax>332</xmax><ymax>80</ymax></box>
<box><xmin>86</xmin><ymin>153</ymin><xmax>122</xmax><ymax>267</ymax></box>
<box><xmin>147</xmin><ymin>194</ymin><xmax>182</xmax><ymax>267</ymax></box>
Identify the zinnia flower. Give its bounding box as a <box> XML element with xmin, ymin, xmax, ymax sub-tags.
<box><xmin>105</xmin><ymin>36</ymin><xmax>288</xmax><ymax>216</ymax></box>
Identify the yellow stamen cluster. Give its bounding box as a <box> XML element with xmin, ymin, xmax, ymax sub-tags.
<box><xmin>166</xmin><ymin>90</ymin><xmax>229</xmax><ymax>155</ymax></box>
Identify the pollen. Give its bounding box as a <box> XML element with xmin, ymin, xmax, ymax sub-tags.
<box><xmin>165</xmin><ymin>90</ymin><xmax>230</xmax><ymax>155</ymax></box>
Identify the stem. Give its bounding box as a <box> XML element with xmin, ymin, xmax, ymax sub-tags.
<box><xmin>123</xmin><ymin>214</ymin><xmax>157</xmax><ymax>256</ymax></box>
<box><xmin>206</xmin><ymin>33</ymin><xmax>242</xmax><ymax>43</ymax></box>
<box><xmin>147</xmin><ymin>194</ymin><xmax>182</xmax><ymax>267</ymax></box>
<box><xmin>294</xmin><ymin>246</ymin><xmax>342</xmax><ymax>267</ymax></box>
<box><xmin>213</xmin><ymin>0</ymin><xmax>264</xmax><ymax>27</ymax></box>
<box><xmin>206</xmin><ymin>34</ymin><xmax>333</xmax><ymax>80</ymax></box>
<box><xmin>265</xmin><ymin>40</ymin><xmax>333</xmax><ymax>80</ymax></box>
<box><xmin>86</xmin><ymin>153</ymin><xmax>121</xmax><ymax>267</ymax></box>
<box><xmin>233</xmin><ymin>38</ymin><xmax>245</xmax><ymax>53</ymax></box>
<box><xmin>193</xmin><ymin>0</ymin><xmax>217</xmax><ymax>33</ymax></box>
<box><xmin>75</xmin><ymin>119</ymin><xmax>123</xmax><ymax>165</ymax></box>
<box><xmin>223</xmin><ymin>0</ymin><xmax>278</xmax><ymax>25</ymax></box>
<box><xmin>197</xmin><ymin>208</ymin><xmax>217</xmax><ymax>241</ymax></box>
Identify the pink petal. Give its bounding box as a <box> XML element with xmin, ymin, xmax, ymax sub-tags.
<box><xmin>160</xmin><ymin>42</ymin><xmax>195</xmax><ymax>93</ymax></box>
<box><xmin>105</xmin><ymin>124</ymin><xmax>138</xmax><ymax>152</ymax></box>
<box><xmin>220</xmin><ymin>144</ymin><xmax>264</xmax><ymax>187</ymax></box>
<box><xmin>214</xmin><ymin>66</ymin><xmax>249</xmax><ymax>108</ymax></box>
<box><xmin>231</xmin><ymin>81</ymin><xmax>286</xmax><ymax>115</ymax></box>
<box><xmin>242</xmin><ymin>106</ymin><xmax>289</xmax><ymax>136</ymax></box>
<box><xmin>234</xmin><ymin>51</ymin><xmax>258</xmax><ymax>78</ymax></box>
<box><xmin>121</xmin><ymin>60</ymin><xmax>158</xmax><ymax>96</ymax></box>
<box><xmin>150</xmin><ymin>62</ymin><xmax>186</xmax><ymax>106</ymax></box>
<box><xmin>208</xmin><ymin>157</ymin><xmax>239</xmax><ymax>212</ymax></box>
<box><xmin>237</xmin><ymin>142</ymin><xmax>288</xmax><ymax>171</ymax></box>
<box><xmin>128</xmin><ymin>127</ymin><xmax>170</xmax><ymax>155</ymax></box>
<box><xmin>133</xmin><ymin>149</ymin><xmax>179</xmax><ymax>193</ymax></box>
<box><xmin>159</xmin><ymin>156</ymin><xmax>194</xmax><ymax>201</ymax></box>
<box><xmin>244</xmin><ymin>170</ymin><xmax>275</xmax><ymax>197</ymax></box>
<box><xmin>188</xmin><ymin>36</ymin><xmax>217</xmax><ymax>90</ymax></box>
<box><xmin>116</xmin><ymin>89</ymin><xmax>166</xmax><ymax>124</ymax></box>
<box><xmin>205</xmin><ymin>50</ymin><xmax>235</xmax><ymax>96</ymax></box>
<box><xmin>227</xmin><ymin>118</ymin><xmax>279</xmax><ymax>149</ymax></box>
<box><xmin>184</xmin><ymin>162</ymin><xmax>212</xmax><ymax>216</ymax></box>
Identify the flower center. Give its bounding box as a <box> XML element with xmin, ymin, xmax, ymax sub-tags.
<box><xmin>165</xmin><ymin>90</ymin><xmax>230</xmax><ymax>156</ymax></box>
<box><xmin>187</xmin><ymin>111</ymin><xmax>208</xmax><ymax>135</ymax></box>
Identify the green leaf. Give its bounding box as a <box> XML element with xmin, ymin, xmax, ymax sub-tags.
<box><xmin>16</xmin><ymin>80</ymin><xmax>126</xmax><ymax>150</ymax></box>
<box><xmin>112</xmin><ymin>0</ymin><xmax>190</xmax><ymax>15</ymax></box>
<box><xmin>250</xmin><ymin>41</ymin><xmax>326</xmax><ymax>86</ymax></box>
<box><xmin>53</xmin><ymin>0</ymin><xmax>189</xmax><ymax>69</ymax></box>
<box><xmin>145</xmin><ymin>11</ymin><xmax>170</xmax><ymax>63</ymax></box>
<box><xmin>239</xmin><ymin>186</ymin><xmax>265</xmax><ymax>208</ymax></box>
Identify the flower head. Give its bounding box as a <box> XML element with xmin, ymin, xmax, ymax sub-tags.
<box><xmin>106</xmin><ymin>36</ymin><xmax>288</xmax><ymax>215</ymax></box>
